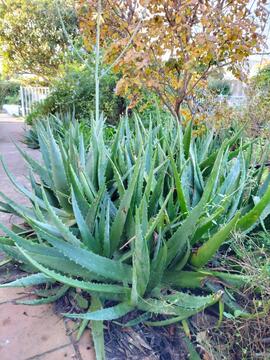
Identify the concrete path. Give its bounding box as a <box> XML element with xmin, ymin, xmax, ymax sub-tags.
<box><xmin>0</xmin><ymin>114</ymin><xmax>95</xmax><ymax>360</ymax></box>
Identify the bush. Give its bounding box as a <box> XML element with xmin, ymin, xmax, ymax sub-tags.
<box><xmin>252</xmin><ymin>63</ymin><xmax>270</xmax><ymax>91</ymax></box>
<box><xmin>0</xmin><ymin>115</ymin><xmax>270</xmax><ymax>358</ymax></box>
<box><xmin>26</xmin><ymin>65</ymin><xmax>127</xmax><ymax>125</ymax></box>
<box><xmin>0</xmin><ymin>80</ymin><xmax>20</xmax><ymax>106</ymax></box>
<box><xmin>208</xmin><ymin>78</ymin><xmax>232</xmax><ymax>96</ymax></box>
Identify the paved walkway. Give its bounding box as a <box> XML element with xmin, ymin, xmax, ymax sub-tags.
<box><xmin>0</xmin><ymin>114</ymin><xmax>95</xmax><ymax>360</ymax></box>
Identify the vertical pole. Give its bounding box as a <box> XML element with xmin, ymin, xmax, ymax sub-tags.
<box><xmin>25</xmin><ymin>88</ymin><xmax>28</xmax><ymax>115</ymax></box>
<box><xmin>20</xmin><ymin>86</ymin><xmax>25</xmax><ymax>117</ymax></box>
<box><xmin>95</xmin><ymin>0</ymin><xmax>102</xmax><ymax>123</ymax></box>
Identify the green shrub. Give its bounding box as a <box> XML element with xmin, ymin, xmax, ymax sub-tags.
<box><xmin>208</xmin><ymin>78</ymin><xmax>232</xmax><ymax>96</ymax></box>
<box><xmin>0</xmin><ymin>115</ymin><xmax>270</xmax><ymax>358</ymax></box>
<box><xmin>26</xmin><ymin>65</ymin><xmax>127</xmax><ymax>125</ymax></box>
<box><xmin>251</xmin><ymin>64</ymin><xmax>270</xmax><ymax>91</ymax></box>
<box><xmin>0</xmin><ymin>80</ymin><xmax>20</xmax><ymax>106</ymax></box>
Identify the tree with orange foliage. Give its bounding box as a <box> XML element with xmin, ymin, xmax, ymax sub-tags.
<box><xmin>78</xmin><ymin>0</ymin><xmax>268</xmax><ymax>120</ymax></box>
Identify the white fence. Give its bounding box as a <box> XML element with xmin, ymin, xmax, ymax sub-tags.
<box><xmin>217</xmin><ymin>94</ymin><xmax>246</xmax><ymax>107</ymax></box>
<box><xmin>20</xmin><ymin>86</ymin><xmax>50</xmax><ymax>116</ymax></box>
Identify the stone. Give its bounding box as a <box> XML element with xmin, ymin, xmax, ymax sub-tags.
<box><xmin>0</xmin><ymin>303</ymin><xmax>70</xmax><ymax>360</ymax></box>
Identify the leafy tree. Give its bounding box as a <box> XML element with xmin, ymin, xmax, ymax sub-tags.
<box><xmin>252</xmin><ymin>62</ymin><xmax>270</xmax><ymax>91</ymax></box>
<box><xmin>79</xmin><ymin>0</ymin><xmax>268</xmax><ymax>120</ymax></box>
<box><xmin>0</xmin><ymin>0</ymin><xmax>78</xmax><ymax>80</ymax></box>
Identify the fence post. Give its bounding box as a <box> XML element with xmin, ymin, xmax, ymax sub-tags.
<box><xmin>20</xmin><ymin>86</ymin><xmax>50</xmax><ymax>117</ymax></box>
<box><xmin>20</xmin><ymin>86</ymin><xmax>25</xmax><ymax>117</ymax></box>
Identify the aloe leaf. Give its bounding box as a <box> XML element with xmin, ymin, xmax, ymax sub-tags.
<box><xmin>0</xmin><ymin>243</ymin><xmax>30</xmax><ymax>263</ymax></box>
<box><xmin>0</xmin><ymin>200</ymin><xmax>17</xmax><ymax>215</ymax></box>
<box><xmin>168</xmin><ymin>149</ymin><xmax>188</xmax><ymax>216</ymax></box>
<box><xmin>228</xmin><ymin>140</ymin><xmax>257</xmax><ymax>162</ymax></box>
<box><xmin>163</xmin><ymin>270</ymin><xmax>211</xmax><ymax>289</ymax></box>
<box><xmin>190</xmin><ymin>207</ymin><xmax>224</xmax><ymax>245</ymax></box>
<box><xmin>85</xmin><ymin>185</ymin><xmax>106</xmax><ymax>233</ymax></box>
<box><xmin>131</xmin><ymin>210</ymin><xmax>150</xmax><ymax>304</ymax></box>
<box><xmin>237</xmin><ymin>183</ymin><xmax>270</xmax><ymax>232</ymax></box>
<box><xmin>142</xmin><ymin>291</ymin><xmax>222</xmax><ymax>325</ymax></box>
<box><xmin>199</xmin><ymin>128</ymin><xmax>242</xmax><ymax>169</ymax></box>
<box><xmin>17</xmin><ymin>285</ymin><xmax>69</xmax><ymax>305</ymax></box>
<box><xmin>0</xmin><ymin>273</ymin><xmax>52</xmax><ymax>288</ymax></box>
<box><xmin>79</xmin><ymin>170</ymin><xmax>96</xmax><ymax>202</ymax></box>
<box><xmin>182</xmin><ymin>337</ymin><xmax>201</xmax><ymax>360</ymax></box>
<box><xmin>107</xmin><ymin>155</ymin><xmax>125</xmax><ymax>198</ymax></box>
<box><xmin>147</xmin><ymin>237</ymin><xmax>167</xmax><ymax>292</ymax></box>
<box><xmin>251</xmin><ymin>143</ymin><xmax>270</xmax><ymax>196</ymax></box>
<box><xmin>105</xmin><ymin>120</ymin><xmax>122</xmax><ymax>180</ymax></box>
<box><xmin>45</xmin><ymin>237</ymin><xmax>132</xmax><ymax>283</ymax></box>
<box><xmin>37</xmin><ymin>127</ymin><xmax>51</xmax><ymax>170</ymax></box>
<box><xmin>69</xmin><ymin>166</ymin><xmax>91</xmax><ymax>217</ymax></box>
<box><xmin>0</xmin><ymin>236</ymin><xmax>14</xmax><ymax>246</ymax></box>
<box><xmin>163</xmin><ymin>290</ymin><xmax>222</xmax><ymax>309</ymax></box>
<box><xmin>206</xmin><ymin>282</ymin><xmax>250</xmax><ymax>318</ymax></box>
<box><xmin>167</xmin><ymin>142</ymin><xmax>226</xmax><ymax>266</ymax></box>
<box><xmin>173</xmin><ymin>240</ymin><xmax>191</xmax><ymax>271</ymax></box>
<box><xmin>15</xmin><ymin>246</ymin><xmax>130</xmax><ymax>295</ymax></box>
<box><xmin>208</xmin><ymin>271</ymin><xmax>250</xmax><ymax>288</ymax></box>
<box><xmin>164</xmin><ymin>269</ymin><xmax>249</xmax><ymax>290</ymax></box>
<box><xmin>145</xmin><ymin>189</ymin><xmax>173</xmax><ymax>241</ymax></box>
<box><xmin>0</xmin><ymin>159</ymin><xmax>68</xmax><ymax>217</ymax></box>
<box><xmin>71</xmin><ymin>188</ymin><xmax>100</xmax><ymax>253</ymax></box>
<box><xmin>0</xmin><ymin>257</ymin><xmax>11</xmax><ymax>267</ymax></box>
<box><xmin>117</xmin><ymin>189</ymin><xmax>172</xmax><ymax>265</ymax></box>
<box><xmin>196</xmin><ymin>130</ymin><xmax>214</xmax><ymax>163</ymax></box>
<box><xmin>148</xmin><ymin>165</ymin><xmax>167</xmax><ymax>216</ymax></box>
<box><xmin>183</xmin><ymin>120</ymin><xmax>192</xmax><ymax>160</ymax></box>
<box><xmin>0</xmin><ymin>224</ymin><xmax>99</xmax><ymax>279</ymax></box>
<box><xmin>40</xmin><ymin>186</ymin><xmax>81</xmax><ymax>246</ymax></box>
<box><xmin>0</xmin><ymin>189</ymin><xmax>36</xmax><ymax>219</ymax></box>
<box><xmin>110</xmin><ymin>154</ymin><xmax>141</xmax><ymax>254</ymax></box>
<box><xmin>190</xmin><ymin>212</ymin><xmax>240</xmax><ymax>268</ymax></box>
<box><xmin>143</xmin><ymin>149</ymin><xmax>157</xmax><ymax>202</ymax></box>
<box><xmin>27</xmin><ymin>219</ymin><xmax>132</xmax><ymax>283</ymax></box>
<box><xmin>88</xmin><ymin>297</ymin><xmax>105</xmax><ymax>360</ymax></box>
<box><xmin>64</xmin><ymin>302</ymin><xmax>133</xmax><ymax>321</ymax></box>
<box><xmin>259</xmin><ymin>172</ymin><xmax>270</xmax><ymax>197</ymax></box>
<box><xmin>121</xmin><ymin>312</ymin><xmax>151</xmax><ymax>327</ymax></box>
<box><xmin>103</xmin><ymin>200</ymin><xmax>110</xmax><ymax>257</ymax></box>
<box><xmin>190</xmin><ymin>144</ymin><xmax>204</xmax><ymax>199</ymax></box>
<box><xmin>46</xmin><ymin>125</ymin><xmax>71</xmax><ymax>210</ymax></box>
<box><xmin>166</xmin><ymin>201</ymin><xmax>204</xmax><ymax>266</ymax></box>
<box><xmin>14</xmin><ymin>143</ymin><xmax>52</xmax><ymax>186</ymax></box>
<box><xmin>226</xmin><ymin>155</ymin><xmax>247</xmax><ymax>220</ymax></box>
<box><xmin>76</xmin><ymin>318</ymin><xmax>89</xmax><ymax>341</ymax></box>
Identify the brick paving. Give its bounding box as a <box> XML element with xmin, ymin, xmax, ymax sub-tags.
<box><xmin>0</xmin><ymin>114</ymin><xmax>95</xmax><ymax>360</ymax></box>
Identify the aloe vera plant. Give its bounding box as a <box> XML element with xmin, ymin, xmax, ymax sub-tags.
<box><xmin>0</xmin><ymin>114</ymin><xmax>270</xmax><ymax>359</ymax></box>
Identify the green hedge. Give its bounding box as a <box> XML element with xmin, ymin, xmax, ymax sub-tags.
<box><xmin>0</xmin><ymin>80</ymin><xmax>20</xmax><ymax>106</ymax></box>
<box><xmin>26</xmin><ymin>65</ymin><xmax>127</xmax><ymax>124</ymax></box>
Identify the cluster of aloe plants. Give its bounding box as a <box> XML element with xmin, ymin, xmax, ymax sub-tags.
<box><xmin>23</xmin><ymin>113</ymin><xmax>93</xmax><ymax>150</ymax></box>
<box><xmin>0</xmin><ymin>114</ymin><xmax>270</xmax><ymax>359</ymax></box>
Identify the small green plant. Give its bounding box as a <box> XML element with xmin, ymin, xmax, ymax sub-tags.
<box><xmin>0</xmin><ymin>115</ymin><xmax>270</xmax><ymax>359</ymax></box>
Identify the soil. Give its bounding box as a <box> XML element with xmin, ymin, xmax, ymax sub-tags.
<box><xmin>54</xmin><ymin>295</ymin><xmax>199</xmax><ymax>360</ymax></box>
<box><xmin>104</xmin><ymin>314</ymin><xmax>189</xmax><ymax>360</ymax></box>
